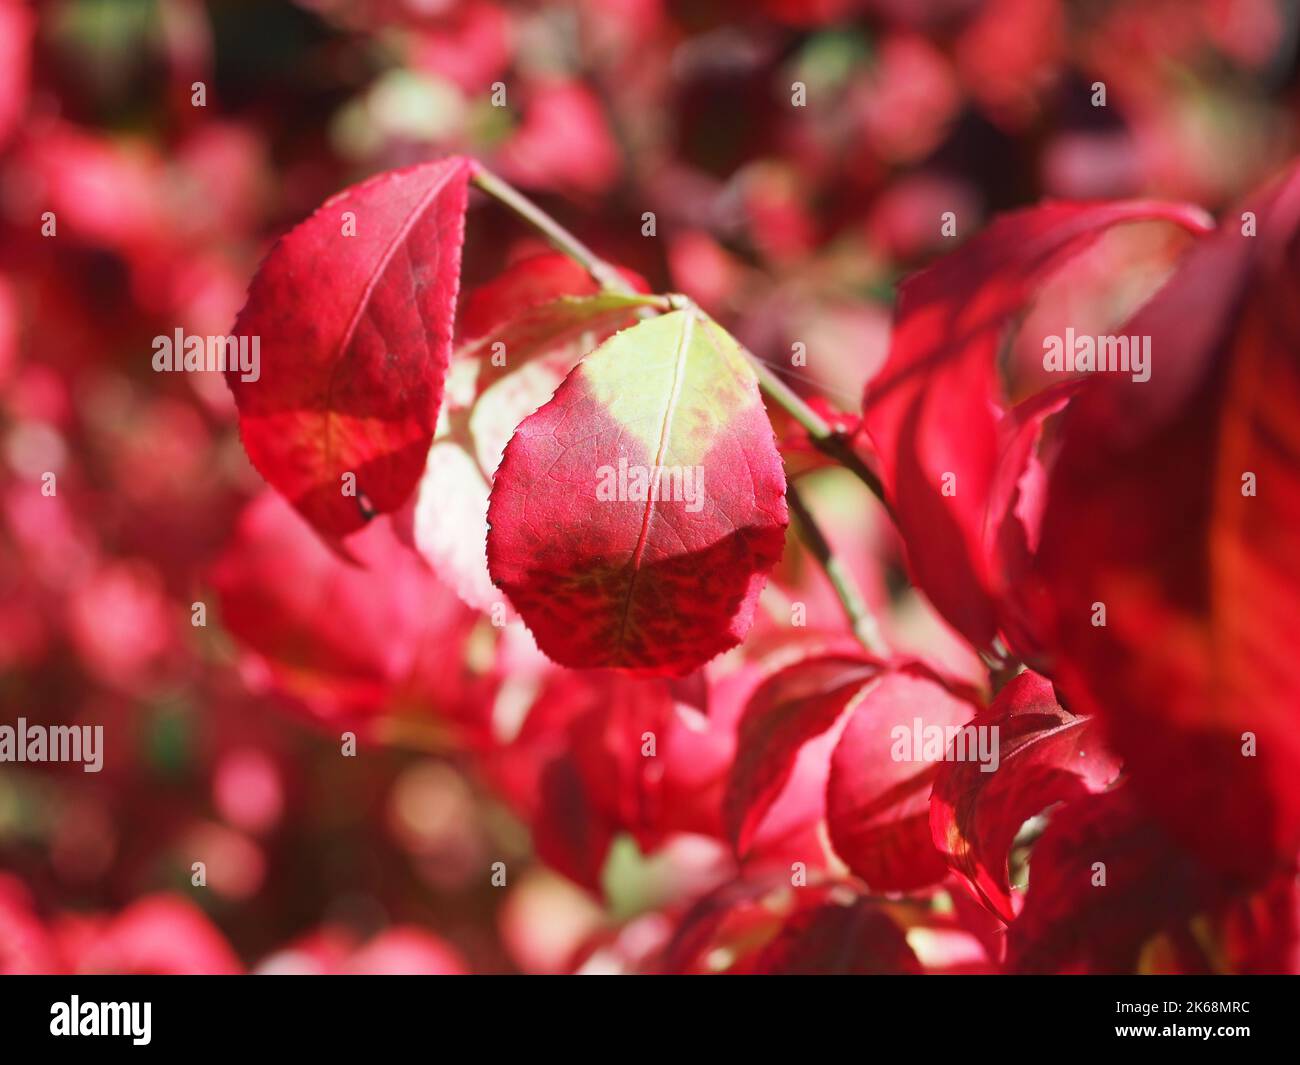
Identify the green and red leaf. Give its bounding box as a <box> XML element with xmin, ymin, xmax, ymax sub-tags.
<box><xmin>486</xmin><ymin>307</ymin><xmax>788</xmax><ymax>675</ymax></box>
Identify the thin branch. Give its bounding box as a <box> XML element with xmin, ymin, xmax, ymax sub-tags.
<box><xmin>743</xmin><ymin>353</ymin><xmax>890</xmax><ymax>508</ymax></box>
<box><xmin>787</xmin><ymin>479</ymin><xmax>888</xmax><ymax>656</ymax></box>
<box><xmin>470</xmin><ymin>163</ymin><xmax>634</xmax><ymax>295</ymax></box>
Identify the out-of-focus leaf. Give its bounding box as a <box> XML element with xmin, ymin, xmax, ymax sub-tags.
<box><xmin>861</xmin><ymin>200</ymin><xmax>1212</xmax><ymax>653</ymax></box>
<box><xmin>1034</xmin><ymin>164</ymin><xmax>1300</xmax><ymax>881</ymax></box>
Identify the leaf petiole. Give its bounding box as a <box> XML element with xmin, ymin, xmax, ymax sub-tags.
<box><xmin>470</xmin><ymin>162</ymin><xmax>638</xmax><ymax>296</ymax></box>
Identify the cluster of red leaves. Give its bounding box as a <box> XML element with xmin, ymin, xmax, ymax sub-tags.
<box><xmin>3</xmin><ymin>0</ymin><xmax>1299</xmax><ymax>976</ymax></box>
<box><xmin>208</xmin><ymin>143</ymin><xmax>1300</xmax><ymax>974</ymax></box>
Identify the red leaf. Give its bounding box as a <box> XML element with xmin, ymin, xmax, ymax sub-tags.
<box><xmin>485</xmin><ymin>669</ymin><xmax>729</xmax><ymax>891</ymax></box>
<box><xmin>0</xmin><ymin>0</ymin><xmax>33</xmax><ymax>150</ymax></box>
<box><xmin>1215</xmin><ymin>873</ymin><xmax>1300</xmax><ymax>975</ymax></box>
<box><xmin>1034</xmin><ymin>164</ymin><xmax>1300</xmax><ymax>880</ymax></box>
<box><xmin>554</xmin><ymin>675</ymin><xmax>675</xmax><ymax>857</ymax></box>
<box><xmin>532</xmin><ymin>754</ymin><xmax>621</xmax><ymax>894</ymax></box>
<box><xmin>661</xmin><ymin>876</ymin><xmax>786</xmax><ymax>975</ymax></box>
<box><xmin>210</xmin><ymin>492</ymin><xmax>472</xmax><ymax>729</ymax></box>
<box><xmin>929</xmin><ymin>670</ymin><xmax>1121</xmax><ymax>921</ymax></box>
<box><xmin>826</xmin><ymin>668</ymin><xmax>978</xmax><ymax>892</ymax></box>
<box><xmin>13</xmin><ymin>121</ymin><xmax>169</xmax><ymax>255</ymax></box>
<box><xmin>62</xmin><ymin>895</ymin><xmax>243</xmax><ymax>976</ymax></box>
<box><xmin>335</xmin><ymin>928</ymin><xmax>469</xmax><ymax>976</ymax></box>
<box><xmin>407</xmin><ymin>1</ymin><xmax>512</xmax><ymax>94</ymax></box>
<box><xmin>753</xmin><ymin>898</ymin><xmax>922</xmax><ymax>975</ymax></box>
<box><xmin>0</xmin><ymin>874</ymin><xmax>60</xmax><ymax>974</ymax></box>
<box><xmin>457</xmin><ymin>251</ymin><xmax>647</xmax><ymax>344</ymax></box>
<box><xmin>985</xmin><ymin>381</ymin><xmax>1081</xmax><ymax>657</ymax></box>
<box><xmin>1006</xmin><ymin>788</ymin><xmax>1232</xmax><ymax>974</ymax></box>
<box><xmin>486</xmin><ymin>307</ymin><xmax>788</xmax><ymax>675</ymax></box>
<box><xmin>861</xmin><ymin>200</ymin><xmax>1212</xmax><ymax>653</ymax></box>
<box><xmin>662</xmin><ymin>878</ymin><xmax>919</xmax><ymax>975</ymax></box>
<box><xmin>228</xmin><ymin>157</ymin><xmax>470</xmax><ymax>538</ymax></box>
<box><xmin>725</xmin><ymin>653</ymin><xmax>881</xmax><ymax>856</ymax></box>
<box><xmin>495</xmin><ymin>81</ymin><xmax>621</xmax><ymax>199</ymax></box>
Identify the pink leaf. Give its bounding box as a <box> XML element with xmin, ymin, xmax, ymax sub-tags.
<box><xmin>724</xmin><ymin>653</ymin><xmax>881</xmax><ymax>856</ymax></box>
<box><xmin>0</xmin><ymin>0</ymin><xmax>33</xmax><ymax>150</ymax></box>
<box><xmin>826</xmin><ymin>668</ymin><xmax>979</xmax><ymax>892</ymax></box>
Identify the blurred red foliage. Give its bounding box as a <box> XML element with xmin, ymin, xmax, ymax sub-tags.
<box><xmin>2</xmin><ymin>0</ymin><xmax>1298</xmax><ymax>975</ymax></box>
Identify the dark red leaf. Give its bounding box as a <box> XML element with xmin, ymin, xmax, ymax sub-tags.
<box><xmin>1006</xmin><ymin>788</ymin><xmax>1233</xmax><ymax>974</ymax></box>
<box><xmin>929</xmin><ymin>670</ymin><xmax>1121</xmax><ymax>921</ymax></box>
<box><xmin>1034</xmin><ymin>164</ymin><xmax>1300</xmax><ymax>881</ymax></box>
<box><xmin>753</xmin><ymin>898</ymin><xmax>922</xmax><ymax>975</ymax></box>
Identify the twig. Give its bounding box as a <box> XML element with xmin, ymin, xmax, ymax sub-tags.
<box><xmin>470</xmin><ymin>163</ymin><xmax>633</xmax><ymax>294</ymax></box>
<box><xmin>786</xmin><ymin>479</ymin><xmax>888</xmax><ymax>656</ymax></box>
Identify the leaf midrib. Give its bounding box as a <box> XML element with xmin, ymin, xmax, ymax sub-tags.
<box><xmin>614</xmin><ymin>309</ymin><xmax>695</xmax><ymax>655</ymax></box>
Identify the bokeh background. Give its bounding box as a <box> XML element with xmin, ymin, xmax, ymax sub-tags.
<box><xmin>2</xmin><ymin>0</ymin><xmax>1299</xmax><ymax>974</ymax></box>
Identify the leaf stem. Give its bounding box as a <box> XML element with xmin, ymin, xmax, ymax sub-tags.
<box><xmin>470</xmin><ymin>163</ymin><xmax>635</xmax><ymax>295</ymax></box>
<box><xmin>786</xmin><ymin>479</ymin><xmax>888</xmax><ymax>656</ymax></box>
<box><xmin>742</xmin><ymin>352</ymin><xmax>890</xmax><ymax>509</ymax></box>
<box><xmin>473</xmin><ymin>165</ymin><xmax>888</xmax><ymax>507</ymax></box>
